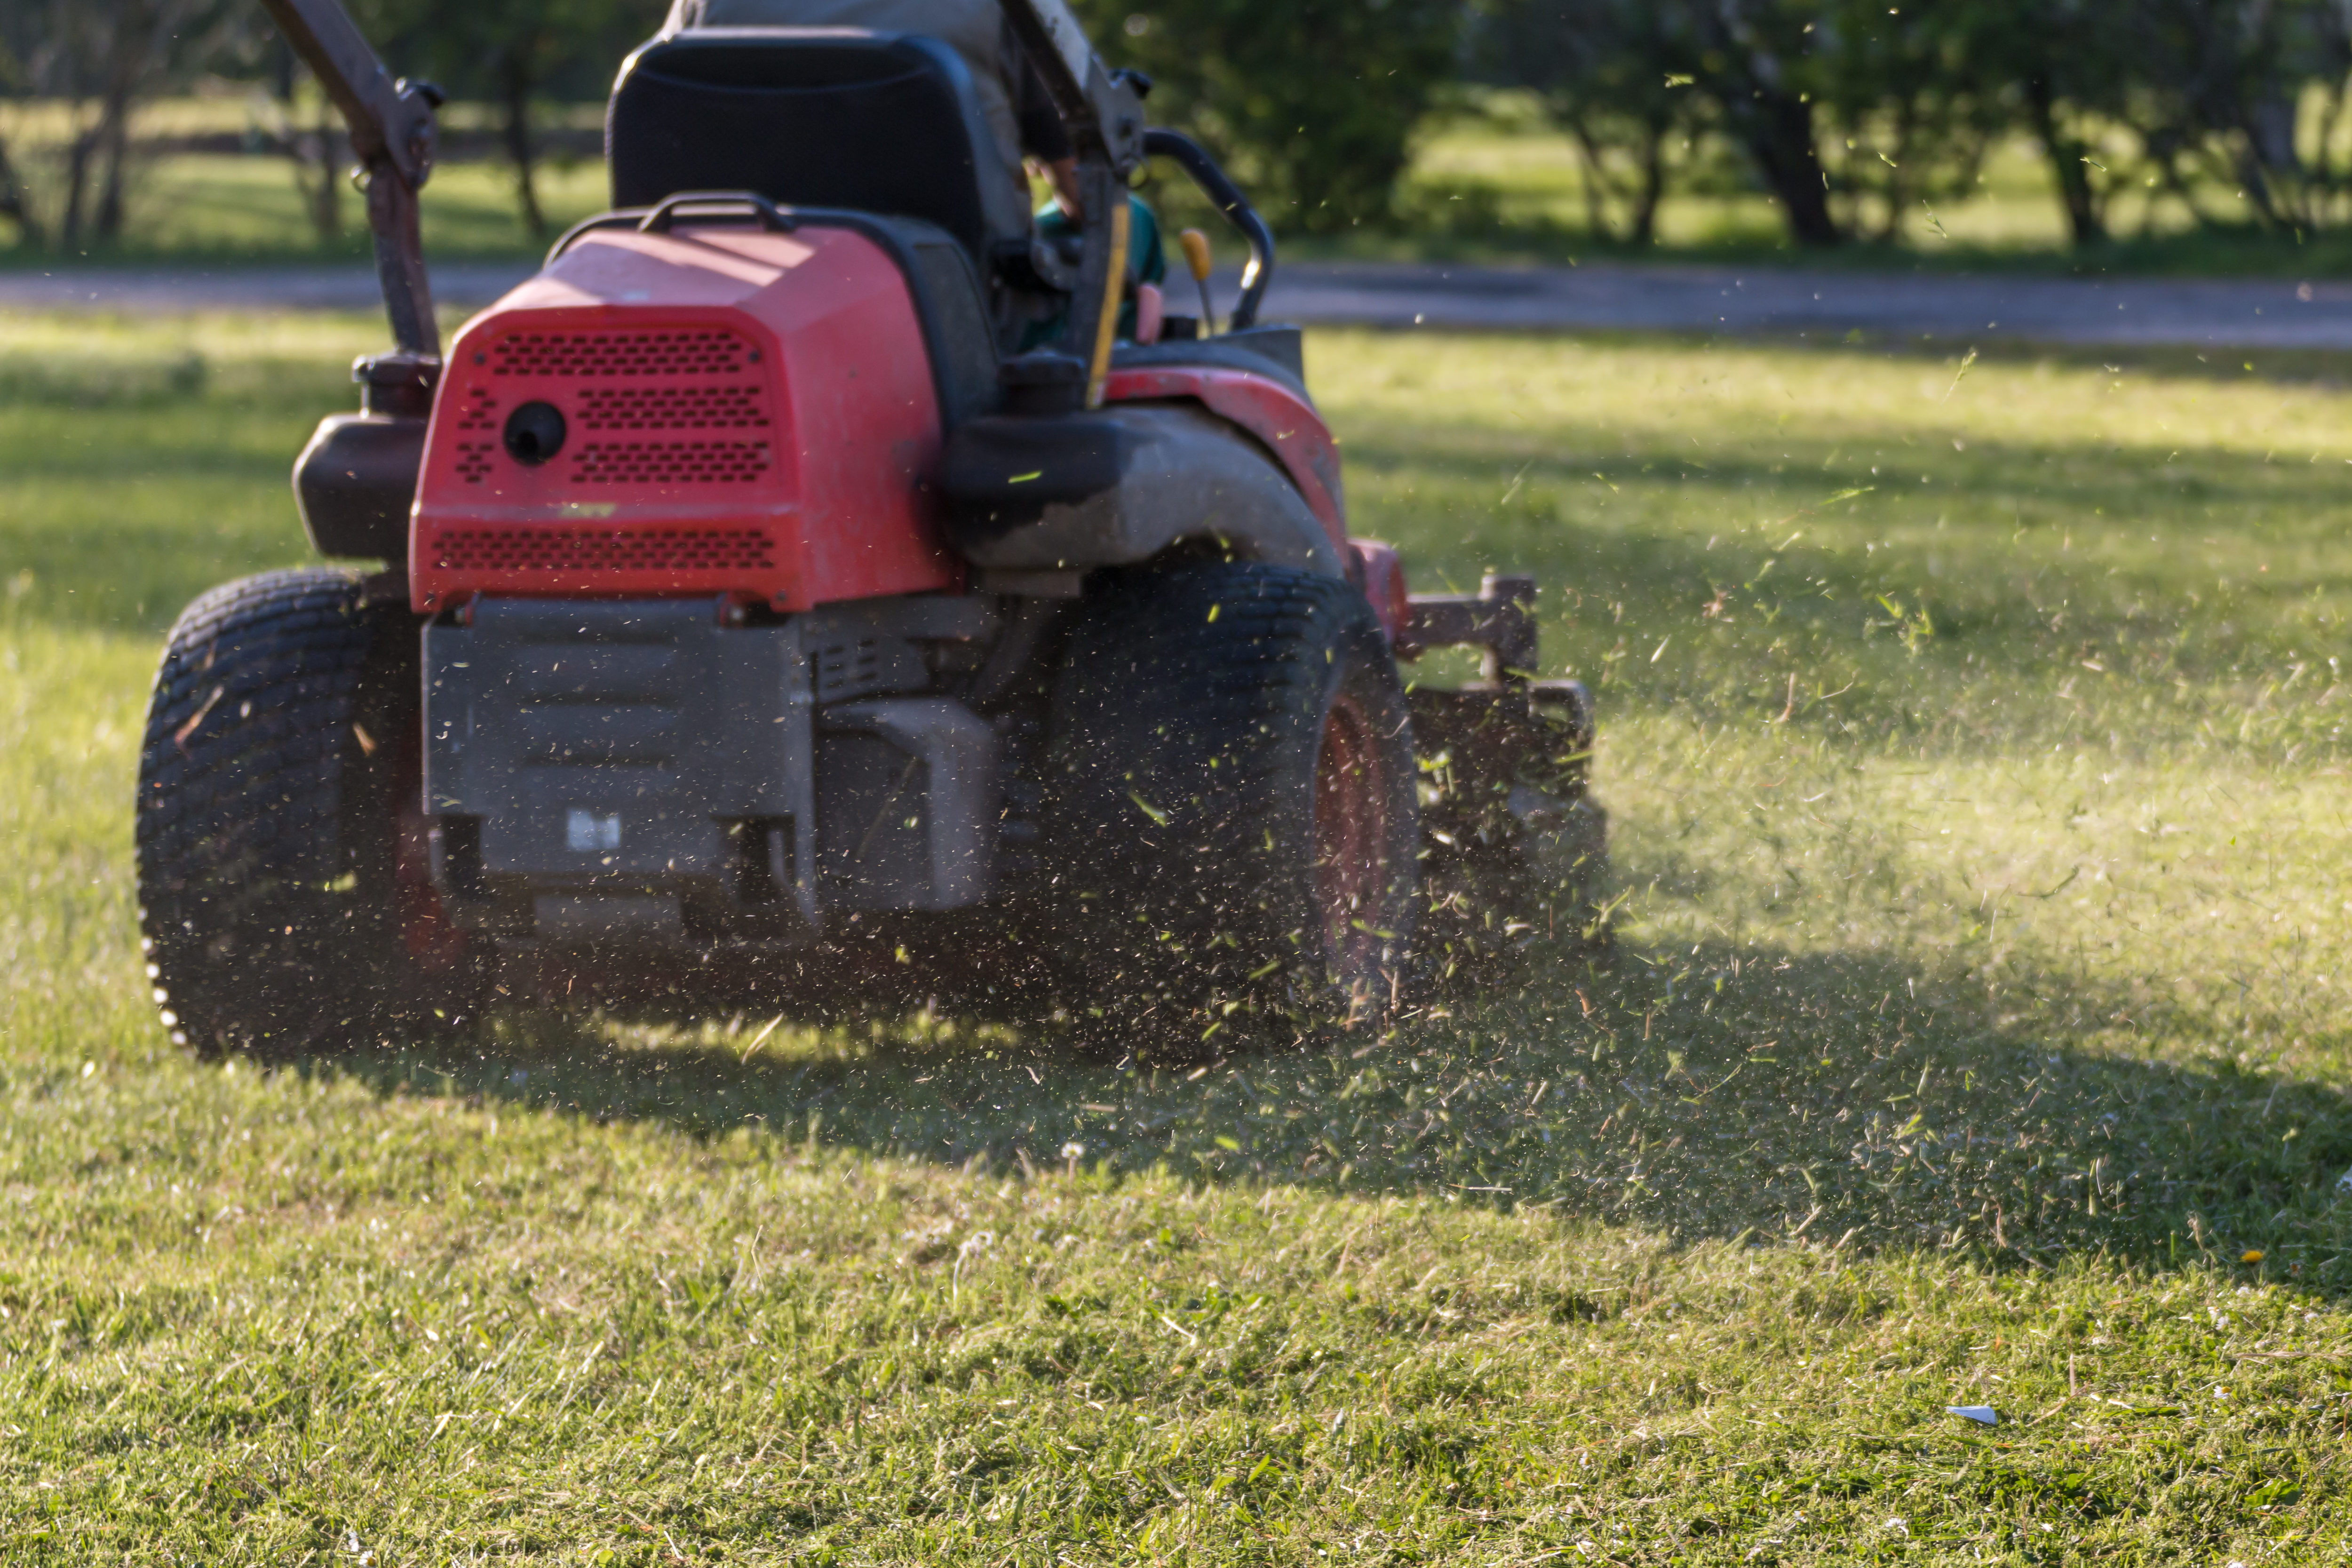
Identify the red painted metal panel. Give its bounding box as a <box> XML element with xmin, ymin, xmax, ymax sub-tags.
<box><xmin>1100</xmin><ymin>365</ymin><xmax>1349</xmax><ymax>549</ymax></box>
<box><xmin>411</xmin><ymin>224</ymin><xmax>959</xmax><ymax>613</ymax></box>
<box><xmin>1348</xmin><ymin>538</ymin><xmax>1410</xmax><ymax>645</ymax></box>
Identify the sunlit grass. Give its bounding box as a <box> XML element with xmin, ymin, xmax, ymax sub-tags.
<box><xmin>4</xmin><ymin>312</ymin><xmax>2352</xmax><ymax>1560</ymax></box>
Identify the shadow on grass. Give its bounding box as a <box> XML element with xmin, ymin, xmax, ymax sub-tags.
<box><xmin>307</xmin><ymin>927</ymin><xmax>2352</xmax><ymax>1296</ymax></box>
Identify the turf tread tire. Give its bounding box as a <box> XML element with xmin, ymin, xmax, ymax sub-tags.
<box><xmin>1041</xmin><ymin>563</ymin><xmax>1418</xmax><ymax>1042</ymax></box>
<box><xmin>136</xmin><ymin>569</ymin><xmax>460</xmax><ymax>1058</ymax></box>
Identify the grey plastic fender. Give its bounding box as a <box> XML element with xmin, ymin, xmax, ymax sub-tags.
<box><xmin>294</xmin><ymin>412</ymin><xmax>424</xmax><ymax>562</ymax></box>
<box><xmin>941</xmin><ymin>403</ymin><xmax>1347</xmax><ymax>581</ymax></box>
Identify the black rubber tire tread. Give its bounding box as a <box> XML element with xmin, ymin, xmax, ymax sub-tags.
<box><xmin>1041</xmin><ymin>563</ymin><xmax>1418</xmax><ymax>1042</ymax></box>
<box><xmin>136</xmin><ymin>568</ymin><xmax>459</xmax><ymax>1058</ymax></box>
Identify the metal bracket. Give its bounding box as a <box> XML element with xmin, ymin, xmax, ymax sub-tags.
<box><xmin>1400</xmin><ymin>573</ymin><xmax>1540</xmax><ymax>685</ymax></box>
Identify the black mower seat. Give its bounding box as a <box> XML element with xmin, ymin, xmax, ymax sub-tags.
<box><xmin>607</xmin><ymin>27</ymin><xmax>1033</xmax><ymax>271</ymax></box>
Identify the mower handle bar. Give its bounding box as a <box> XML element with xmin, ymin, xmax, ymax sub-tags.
<box><xmin>259</xmin><ymin>0</ymin><xmax>442</xmax><ymax>358</ymax></box>
<box><xmin>1141</xmin><ymin>129</ymin><xmax>1274</xmax><ymax>334</ymax></box>
<box><xmin>638</xmin><ymin>191</ymin><xmax>798</xmax><ymax>236</ymax></box>
<box><xmin>543</xmin><ymin>193</ymin><xmax>804</xmax><ymax>266</ymax></box>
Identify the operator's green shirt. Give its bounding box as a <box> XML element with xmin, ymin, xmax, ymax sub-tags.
<box><xmin>1033</xmin><ymin>192</ymin><xmax>1167</xmax><ymax>344</ymax></box>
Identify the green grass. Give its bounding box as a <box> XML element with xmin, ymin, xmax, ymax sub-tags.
<box><xmin>7</xmin><ymin>311</ymin><xmax>2352</xmax><ymax>1560</ymax></box>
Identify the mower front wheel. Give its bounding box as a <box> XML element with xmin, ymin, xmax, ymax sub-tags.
<box><xmin>135</xmin><ymin>568</ymin><xmax>482</xmax><ymax>1059</ymax></box>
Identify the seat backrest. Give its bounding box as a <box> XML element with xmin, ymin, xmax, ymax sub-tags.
<box><xmin>607</xmin><ymin>28</ymin><xmax>1032</xmax><ymax>267</ymax></box>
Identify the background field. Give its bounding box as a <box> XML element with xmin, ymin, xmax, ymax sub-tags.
<box><xmin>11</xmin><ymin>93</ymin><xmax>2352</xmax><ymax>276</ymax></box>
<box><xmin>6</xmin><ymin>312</ymin><xmax>2352</xmax><ymax>1560</ymax></box>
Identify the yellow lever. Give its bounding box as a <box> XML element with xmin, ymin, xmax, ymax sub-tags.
<box><xmin>1180</xmin><ymin>227</ymin><xmax>1213</xmax><ymax>281</ymax></box>
<box><xmin>1179</xmin><ymin>227</ymin><xmax>1216</xmax><ymax>335</ymax></box>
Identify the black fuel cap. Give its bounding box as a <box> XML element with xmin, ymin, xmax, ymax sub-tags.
<box><xmin>503</xmin><ymin>401</ymin><xmax>567</xmax><ymax>465</ymax></box>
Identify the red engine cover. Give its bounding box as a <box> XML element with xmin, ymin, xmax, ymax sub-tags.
<box><xmin>411</xmin><ymin>223</ymin><xmax>959</xmax><ymax>613</ymax></box>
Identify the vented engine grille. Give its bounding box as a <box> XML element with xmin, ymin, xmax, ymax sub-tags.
<box><xmin>444</xmin><ymin>327</ymin><xmax>779</xmax><ymax>488</ymax></box>
<box><xmin>429</xmin><ymin>526</ymin><xmax>779</xmax><ymax>575</ymax></box>
<box><xmin>576</xmin><ymin>384</ymin><xmax>769</xmax><ymax>432</ymax></box>
<box><xmin>491</xmin><ymin>329</ymin><xmax>755</xmax><ymax>378</ymax></box>
<box><xmin>572</xmin><ymin>439</ymin><xmax>773</xmax><ymax>486</ymax></box>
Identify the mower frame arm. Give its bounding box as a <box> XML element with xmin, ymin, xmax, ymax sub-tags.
<box><xmin>259</xmin><ymin>0</ymin><xmax>443</xmax><ymax>357</ymax></box>
<box><xmin>997</xmin><ymin>0</ymin><xmax>1144</xmax><ymax>172</ymax></box>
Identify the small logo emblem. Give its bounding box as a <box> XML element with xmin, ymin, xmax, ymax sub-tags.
<box><xmin>566</xmin><ymin>810</ymin><xmax>621</xmax><ymax>852</ymax></box>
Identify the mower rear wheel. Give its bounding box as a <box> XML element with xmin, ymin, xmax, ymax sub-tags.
<box><xmin>135</xmin><ymin>569</ymin><xmax>481</xmax><ymax>1059</ymax></box>
<box><xmin>1042</xmin><ymin>563</ymin><xmax>1419</xmax><ymax>1041</ymax></box>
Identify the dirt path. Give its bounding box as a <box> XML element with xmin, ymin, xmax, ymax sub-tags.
<box><xmin>8</xmin><ymin>258</ymin><xmax>2351</xmax><ymax>349</ymax></box>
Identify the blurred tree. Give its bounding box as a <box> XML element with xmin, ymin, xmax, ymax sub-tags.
<box><xmin>1967</xmin><ymin>0</ymin><xmax>2134</xmax><ymax>245</ymax></box>
<box><xmin>0</xmin><ymin>31</ymin><xmax>37</xmax><ymax>244</ymax></box>
<box><xmin>351</xmin><ymin>0</ymin><xmax>661</xmax><ymax>238</ymax></box>
<box><xmin>1081</xmin><ymin>0</ymin><xmax>1463</xmax><ymax>234</ymax></box>
<box><xmin>274</xmin><ymin>64</ymin><xmax>351</xmax><ymax>245</ymax></box>
<box><xmin>2106</xmin><ymin>0</ymin><xmax>2346</xmax><ymax>235</ymax></box>
<box><xmin>1810</xmin><ymin>0</ymin><xmax>2010</xmax><ymax>243</ymax></box>
<box><xmin>1473</xmin><ymin>0</ymin><xmax>1705</xmax><ymax>245</ymax></box>
<box><xmin>2277</xmin><ymin>0</ymin><xmax>2352</xmax><ymax>228</ymax></box>
<box><xmin>0</xmin><ymin>0</ymin><xmax>238</xmax><ymax>249</ymax></box>
<box><xmin>1669</xmin><ymin>0</ymin><xmax>1842</xmax><ymax>246</ymax></box>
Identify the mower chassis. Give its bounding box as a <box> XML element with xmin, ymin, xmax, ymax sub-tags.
<box><xmin>139</xmin><ymin>0</ymin><xmax>1605</xmax><ymax>1053</ymax></box>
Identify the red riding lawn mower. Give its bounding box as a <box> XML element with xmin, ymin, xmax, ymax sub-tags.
<box><xmin>136</xmin><ymin>0</ymin><xmax>1606</xmax><ymax>1059</ymax></box>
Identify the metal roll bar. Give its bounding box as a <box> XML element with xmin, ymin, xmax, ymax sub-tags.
<box><xmin>1142</xmin><ymin>128</ymin><xmax>1275</xmax><ymax>333</ymax></box>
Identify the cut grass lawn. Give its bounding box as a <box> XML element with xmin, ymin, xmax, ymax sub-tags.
<box><xmin>5</xmin><ymin>311</ymin><xmax>2352</xmax><ymax>1561</ymax></box>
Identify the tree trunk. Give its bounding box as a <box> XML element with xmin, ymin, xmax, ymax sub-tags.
<box><xmin>0</xmin><ymin>130</ymin><xmax>43</xmax><ymax>248</ymax></box>
<box><xmin>1874</xmin><ymin>108</ymin><xmax>1922</xmax><ymax>244</ymax></box>
<box><xmin>2025</xmin><ymin>76</ymin><xmax>2105</xmax><ymax>247</ymax></box>
<box><xmin>73</xmin><ymin>0</ymin><xmax>192</xmax><ymax>246</ymax></box>
<box><xmin>2309</xmin><ymin>83</ymin><xmax>2345</xmax><ymax>227</ymax></box>
<box><xmin>499</xmin><ymin>49</ymin><xmax>547</xmax><ymax>240</ymax></box>
<box><xmin>2234</xmin><ymin>140</ymin><xmax>2284</xmax><ymax>229</ymax></box>
<box><xmin>59</xmin><ymin>107</ymin><xmax>97</xmax><ymax>251</ymax></box>
<box><xmin>1875</xmin><ymin>159</ymin><xmax>1906</xmax><ymax>244</ymax></box>
<box><xmin>1629</xmin><ymin>127</ymin><xmax>1665</xmax><ymax>247</ymax></box>
<box><xmin>93</xmin><ymin>102</ymin><xmax>135</xmax><ymax>243</ymax></box>
<box><xmin>1737</xmin><ymin>93</ymin><xmax>1841</xmax><ymax>247</ymax></box>
<box><xmin>89</xmin><ymin>0</ymin><xmax>162</xmax><ymax>244</ymax></box>
<box><xmin>1568</xmin><ymin>123</ymin><xmax>1615</xmax><ymax>241</ymax></box>
<box><xmin>300</xmin><ymin>103</ymin><xmax>342</xmax><ymax>243</ymax></box>
<box><xmin>274</xmin><ymin>59</ymin><xmax>342</xmax><ymax>244</ymax></box>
